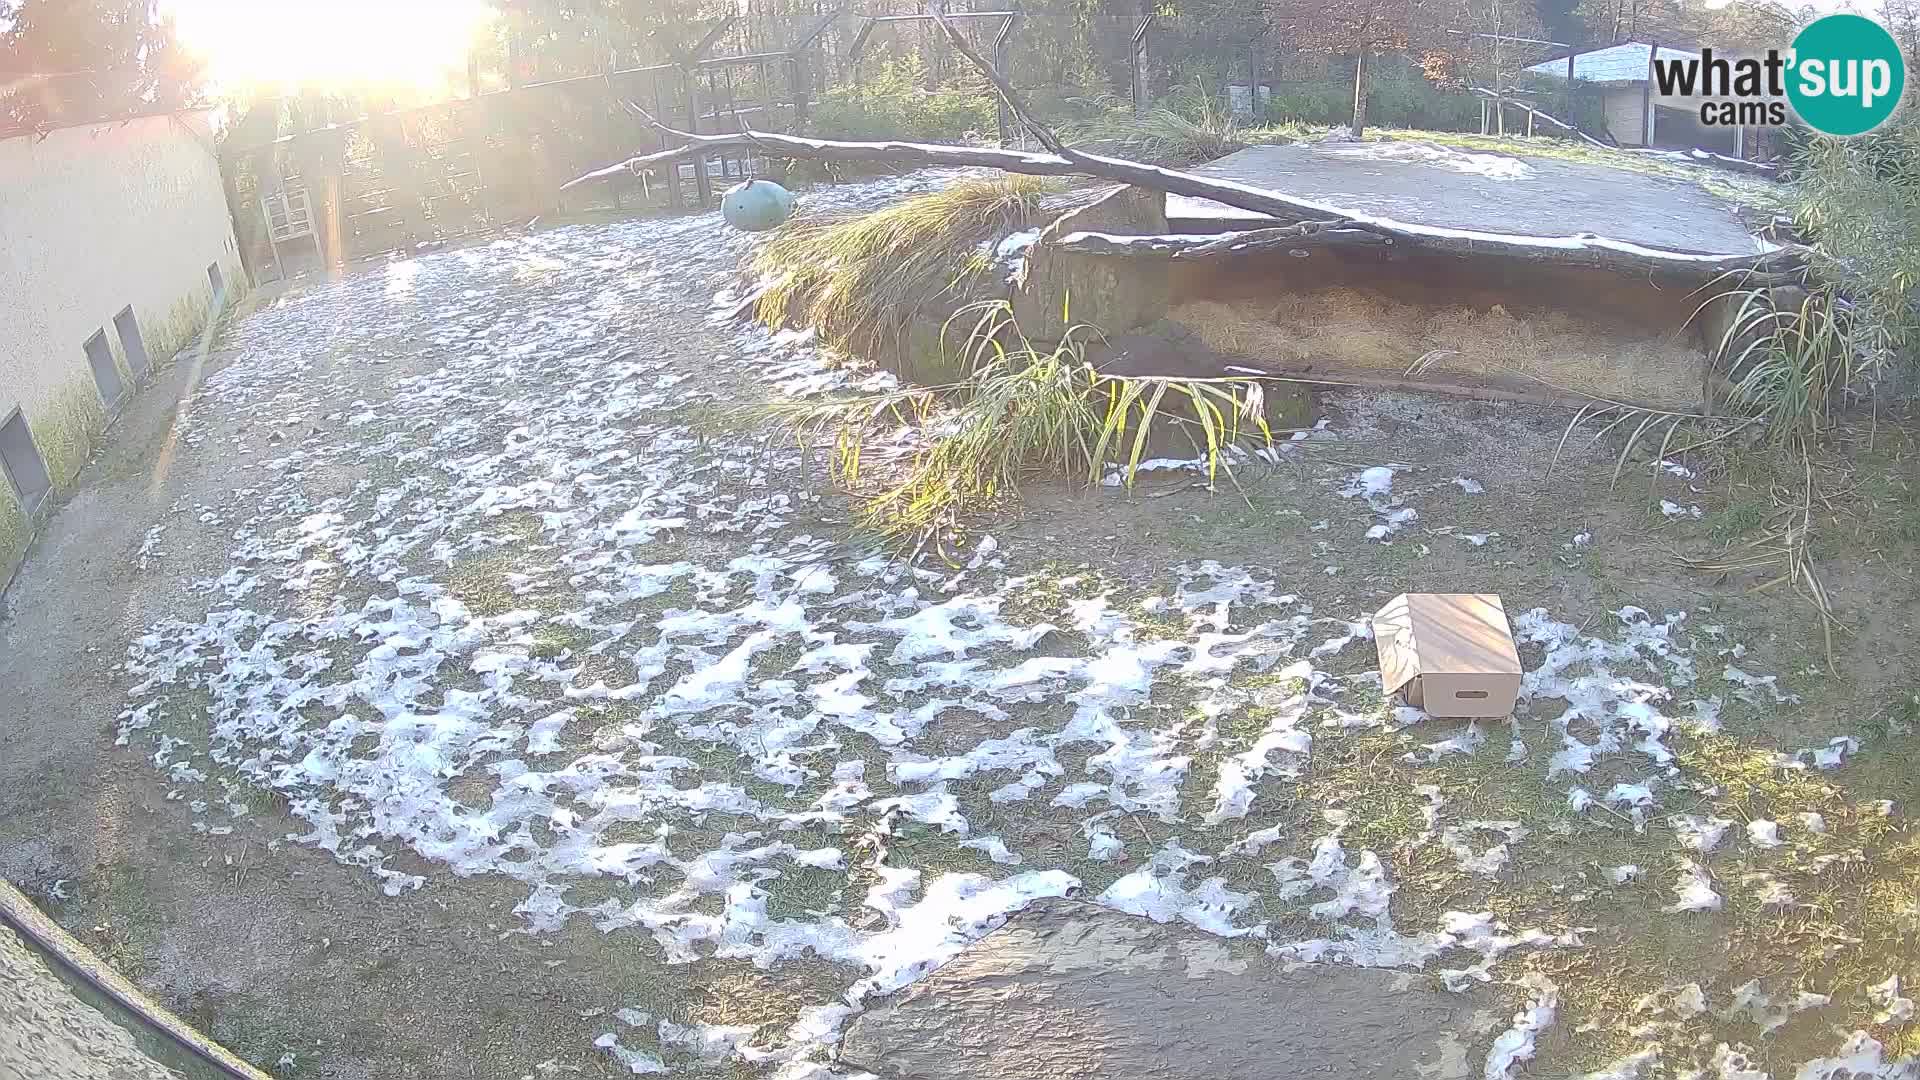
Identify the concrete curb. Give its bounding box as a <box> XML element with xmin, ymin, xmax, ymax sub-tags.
<box><xmin>0</xmin><ymin>878</ymin><xmax>274</xmax><ymax>1080</ymax></box>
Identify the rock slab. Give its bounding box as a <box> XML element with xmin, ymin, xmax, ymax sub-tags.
<box><xmin>841</xmin><ymin>900</ymin><xmax>1492</xmax><ymax>1080</ymax></box>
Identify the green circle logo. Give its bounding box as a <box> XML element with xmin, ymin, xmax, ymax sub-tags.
<box><xmin>1787</xmin><ymin>14</ymin><xmax>1906</xmax><ymax>136</ymax></box>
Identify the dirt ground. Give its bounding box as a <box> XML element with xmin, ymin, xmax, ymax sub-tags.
<box><xmin>1</xmin><ymin>168</ymin><xmax>1917</xmax><ymax>1080</ymax></box>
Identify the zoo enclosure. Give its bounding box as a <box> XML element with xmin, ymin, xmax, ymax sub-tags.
<box><xmin>221</xmin><ymin>3</ymin><xmax>1583</xmax><ymax>274</ymax></box>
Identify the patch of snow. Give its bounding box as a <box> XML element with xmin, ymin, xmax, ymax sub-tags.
<box><xmin>1485</xmin><ymin>976</ymin><xmax>1557</xmax><ymax>1080</ymax></box>
<box><xmin>1666</xmin><ymin>859</ymin><xmax>1722</xmax><ymax>913</ymax></box>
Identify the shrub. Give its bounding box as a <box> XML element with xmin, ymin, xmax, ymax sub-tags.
<box><xmin>1070</xmin><ymin>87</ymin><xmax>1239</xmax><ymax>164</ymax></box>
<box><xmin>1792</xmin><ymin>112</ymin><xmax>1920</xmax><ymax>394</ymax></box>
<box><xmin>806</xmin><ymin>57</ymin><xmax>998</xmax><ymax>142</ymax></box>
<box><xmin>1262</xmin><ymin>67</ymin><xmax>1478</xmax><ymax>132</ymax></box>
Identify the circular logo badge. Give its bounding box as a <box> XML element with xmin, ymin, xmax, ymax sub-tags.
<box><xmin>1787</xmin><ymin>14</ymin><xmax>1906</xmax><ymax>136</ymax></box>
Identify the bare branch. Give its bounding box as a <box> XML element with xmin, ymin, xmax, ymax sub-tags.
<box><xmin>926</xmin><ymin>1</ymin><xmax>1067</xmax><ymax>156</ymax></box>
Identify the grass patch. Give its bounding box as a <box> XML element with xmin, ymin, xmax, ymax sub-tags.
<box><xmin>1065</xmin><ymin>91</ymin><xmax>1306</xmax><ymax>167</ymax></box>
<box><xmin>530</xmin><ymin>625</ymin><xmax>595</xmax><ymax>660</ymax></box>
<box><xmin>770</xmin><ymin>304</ymin><xmax>1284</xmax><ymax>543</ymax></box>
<box><xmin>1710</xmin><ymin>492</ymin><xmax>1771</xmax><ymax>543</ymax></box>
<box><xmin>443</xmin><ymin>552</ymin><xmax>522</xmax><ymax>618</ymax></box>
<box><xmin>760</xmin><ymin>865</ymin><xmax>850</xmax><ymax>920</ymax></box>
<box><xmin>887</xmin><ymin>820</ymin><xmax>1001</xmax><ymax>877</ymax></box>
<box><xmin>752</xmin><ymin>175</ymin><xmax>1059</xmax><ymax>367</ymax></box>
<box><xmin>996</xmin><ymin>562</ymin><xmax>1107</xmax><ymax>624</ymax></box>
<box><xmin>1373</xmin><ymin>128</ymin><xmax>1784</xmax><ymax>209</ymax></box>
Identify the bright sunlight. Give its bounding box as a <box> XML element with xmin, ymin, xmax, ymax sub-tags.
<box><xmin>160</xmin><ymin>0</ymin><xmax>497</xmax><ymax>93</ymax></box>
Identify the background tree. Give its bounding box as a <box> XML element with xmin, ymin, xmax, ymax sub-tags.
<box><xmin>1268</xmin><ymin>0</ymin><xmax>1463</xmax><ymax>136</ymax></box>
<box><xmin>1886</xmin><ymin>0</ymin><xmax>1920</xmax><ymax>62</ymax></box>
<box><xmin>1535</xmin><ymin>0</ymin><xmax>1590</xmax><ymax>47</ymax></box>
<box><xmin>0</xmin><ymin>0</ymin><xmax>199</xmax><ymax>133</ymax></box>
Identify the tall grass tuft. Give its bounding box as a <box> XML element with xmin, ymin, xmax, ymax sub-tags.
<box><xmin>765</xmin><ymin>302</ymin><xmax>1291</xmax><ymax>543</ymax></box>
<box><xmin>1712</xmin><ymin>285</ymin><xmax>1858</xmax><ymax>448</ymax></box>
<box><xmin>751</xmin><ymin>176</ymin><xmax>1058</xmax><ymax>366</ymax></box>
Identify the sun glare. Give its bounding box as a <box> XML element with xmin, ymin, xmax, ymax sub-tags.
<box><xmin>161</xmin><ymin>0</ymin><xmax>497</xmax><ymax>93</ymax></box>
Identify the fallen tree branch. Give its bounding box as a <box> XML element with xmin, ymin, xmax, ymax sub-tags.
<box><xmin>1467</xmin><ymin>87</ymin><xmax>1610</xmax><ymax>148</ymax></box>
<box><xmin>581</xmin><ymin>100</ymin><xmax>1350</xmax><ymax>225</ymax></box>
<box><xmin>1049</xmin><ymin>221</ymin><xmax>1386</xmax><ymax>258</ymax></box>
<box><xmin>562</xmin><ymin>126</ymin><xmax>1087</xmax><ymax>190</ymax></box>
<box><xmin>927</xmin><ymin>1</ymin><xmax>1066</xmax><ymax>156</ymax></box>
<box><xmin>1052</xmin><ymin>224</ymin><xmax>1813</xmax><ymax>279</ymax></box>
<box><xmin>1627</xmin><ymin>144</ymin><xmax>1781</xmax><ymax>178</ymax></box>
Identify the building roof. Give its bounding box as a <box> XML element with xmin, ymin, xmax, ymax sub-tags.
<box><xmin>0</xmin><ymin>104</ymin><xmax>218</xmax><ymax>145</ymax></box>
<box><xmin>1525</xmin><ymin>42</ymin><xmax>1701</xmax><ymax>85</ymax></box>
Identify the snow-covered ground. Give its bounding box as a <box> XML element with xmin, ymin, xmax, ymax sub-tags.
<box><xmin>101</xmin><ymin>172</ymin><xmax>1915</xmax><ymax>1079</ymax></box>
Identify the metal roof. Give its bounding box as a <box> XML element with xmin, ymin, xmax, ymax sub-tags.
<box><xmin>1525</xmin><ymin>42</ymin><xmax>1701</xmax><ymax>85</ymax></box>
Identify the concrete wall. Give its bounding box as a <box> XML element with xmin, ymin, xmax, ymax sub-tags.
<box><xmin>1602</xmin><ymin>87</ymin><xmax>1649</xmax><ymax>145</ymax></box>
<box><xmin>0</xmin><ymin>110</ymin><xmax>243</xmax><ymax>585</ymax></box>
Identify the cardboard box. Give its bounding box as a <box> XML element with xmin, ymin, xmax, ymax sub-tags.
<box><xmin>1373</xmin><ymin>593</ymin><xmax>1522</xmax><ymax>718</ymax></box>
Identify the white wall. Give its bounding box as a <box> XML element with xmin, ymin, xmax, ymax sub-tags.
<box><xmin>0</xmin><ymin>109</ymin><xmax>243</xmax><ymax>581</ymax></box>
<box><xmin>1602</xmin><ymin>87</ymin><xmax>1649</xmax><ymax>145</ymax></box>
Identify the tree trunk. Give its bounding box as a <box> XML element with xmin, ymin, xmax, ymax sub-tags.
<box><xmin>1351</xmin><ymin>50</ymin><xmax>1368</xmax><ymax>137</ymax></box>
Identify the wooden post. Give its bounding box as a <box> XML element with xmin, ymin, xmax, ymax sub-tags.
<box><xmin>687</xmin><ymin>68</ymin><xmax>711</xmax><ymax>204</ymax></box>
<box><xmin>322</xmin><ymin>172</ymin><xmax>344</xmax><ymax>275</ymax></box>
<box><xmin>993</xmin><ymin>15</ymin><xmax>1017</xmax><ymax>144</ymax></box>
<box><xmin>1641</xmin><ymin>39</ymin><xmax>1657</xmax><ymax>146</ymax></box>
<box><xmin>1564</xmin><ymin>52</ymin><xmax>1575</xmax><ymax>123</ymax></box>
<box><xmin>1248</xmin><ymin>46</ymin><xmax>1260</xmax><ymax>119</ymax></box>
<box><xmin>654</xmin><ymin>71</ymin><xmax>680</xmax><ymax>210</ymax></box>
<box><xmin>1130</xmin><ymin>16</ymin><xmax>1151</xmax><ymax>117</ymax></box>
<box><xmin>758</xmin><ymin>59</ymin><xmax>771</xmax><ymax>129</ymax></box>
<box><xmin>791</xmin><ymin>52</ymin><xmax>810</xmax><ymax>126</ymax></box>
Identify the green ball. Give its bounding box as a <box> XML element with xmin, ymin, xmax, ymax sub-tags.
<box><xmin>721</xmin><ymin>179</ymin><xmax>796</xmax><ymax>233</ymax></box>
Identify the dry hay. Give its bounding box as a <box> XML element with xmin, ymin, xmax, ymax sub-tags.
<box><xmin>1170</xmin><ymin>290</ymin><xmax>1705</xmax><ymax>408</ymax></box>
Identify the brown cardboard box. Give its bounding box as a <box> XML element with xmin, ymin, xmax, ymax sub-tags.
<box><xmin>1373</xmin><ymin>593</ymin><xmax>1522</xmax><ymax>718</ymax></box>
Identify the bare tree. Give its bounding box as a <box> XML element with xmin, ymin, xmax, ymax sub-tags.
<box><xmin>1266</xmin><ymin>0</ymin><xmax>1462</xmax><ymax>136</ymax></box>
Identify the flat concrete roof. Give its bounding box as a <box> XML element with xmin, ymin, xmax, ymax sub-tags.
<box><xmin>1168</xmin><ymin>140</ymin><xmax>1768</xmax><ymax>256</ymax></box>
<box><xmin>1525</xmin><ymin>42</ymin><xmax>1702</xmax><ymax>85</ymax></box>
